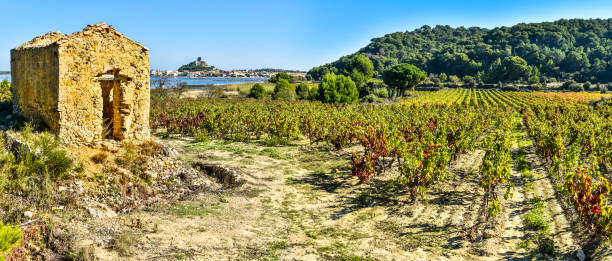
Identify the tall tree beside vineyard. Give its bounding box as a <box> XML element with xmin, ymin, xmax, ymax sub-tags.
<box><xmin>347</xmin><ymin>54</ymin><xmax>375</xmax><ymax>90</ymax></box>
<box><xmin>317</xmin><ymin>73</ymin><xmax>359</xmax><ymax>104</ymax></box>
<box><xmin>383</xmin><ymin>63</ymin><xmax>427</xmax><ymax>95</ymax></box>
<box><xmin>308</xmin><ymin>18</ymin><xmax>612</xmax><ymax>83</ymax></box>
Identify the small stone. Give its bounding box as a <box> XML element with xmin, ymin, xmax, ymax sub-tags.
<box><xmin>482</xmin><ymin>229</ymin><xmax>495</xmax><ymax>239</ymax></box>
<box><xmin>85</xmin><ymin>202</ymin><xmax>117</xmax><ymax>218</ymax></box>
<box><xmin>576</xmin><ymin>250</ymin><xmax>586</xmax><ymax>261</ymax></box>
<box><xmin>24</xmin><ymin>211</ymin><xmax>34</xmax><ymax>218</ymax></box>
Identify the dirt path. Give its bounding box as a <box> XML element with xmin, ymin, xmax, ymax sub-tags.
<box><xmin>65</xmin><ymin>137</ymin><xmax>584</xmax><ymax>260</ymax></box>
<box><xmin>522</xmin><ymin>134</ymin><xmax>578</xmax><ymax>255</ymax></box>
<box><xmin>486</xmin><ymin>136</ymin><xmax>530</xmax><ymax>259</ymax></box>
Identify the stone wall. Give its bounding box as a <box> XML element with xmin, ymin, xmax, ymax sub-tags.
<box><xmin>10</xmin><ymin>41</ymin><xmax>61</xmax><ymax>132</ymax></box>
<box><xmin>56</xmin><ymin>24</ymin><xmax>150</xmax><ymax>144</ymax></box>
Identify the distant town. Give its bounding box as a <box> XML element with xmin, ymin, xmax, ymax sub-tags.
<box><xmin>151</xmin><ymin>57</ymin><xmax>306</xmax><ymax>78</ymax></box>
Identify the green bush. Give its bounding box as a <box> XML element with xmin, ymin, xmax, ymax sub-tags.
<box><xmin>248</xmin><ymin>83</ymin><xmax>266</xmax><ymax>99</ymax></box>
<box><xmin>0</xmin><ymin>127</ymin><xmax>73</xmax><ymax>201</ymax></box>
<box><xmin>600</xmin><ymin>84</ymin><xmax>608</xmax><ymax>93</ymax></box>
<box><xmin>295</xmin><ymin>83</ymin><xmax>310</xmax><ymax>100</ymax></box>
<box><xmin>272</xmin><ymin>79</ymin><xmax>296</xmax><ymax>101</ymax></box>
<box><xmin>308</xmin><ymin>87</ymin><xmax>319</xmax><ymax>101</ymax></box>
<box><xmin>583</xmin><ymin>81</ymin><xmax>592</xmax><ymax>91</ymax></box>
<box><xmin>0</xmin><ymin>80</ymin><xmax>10</xmax><ymax>103</ymax></box>
<box><xmin>562</xmin><ymin>80</ymin><xmax>584</xmax><ymax>92</ymax></box>
<box><xmin>269</xmin><ymin>72</ymin><xmax>296</xmax><ymax>83</ymax></box>
<box><xmin>0</xmin><ymin>222</ymin><xmax>22</xmax><ymax>261</ymax></box>
<box><xmin>317</xmin><ymin>73</ymin><xmax>358</xmax><ymax>104</ymax></box>
<box><xmin>372</xmin><ymin>88</ymin><xmax>389</xmax><ymax>98</ymax></box>
<box><xmin>361</xmin><ymin>94</ymin><xmax>384</xmax><ymax>103</ymax></box>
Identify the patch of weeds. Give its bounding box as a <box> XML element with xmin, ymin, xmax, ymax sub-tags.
<box><xmin>259</xmin><ymin>148</ymin><xmax>285</xmax><ymax>159</ymax></box>
<box><xmin>283</xmin><ymin>169</ymin><xmax>296</xmax><ymax>176</ymax></box>
<box><xmin>522</xmin><ymin>197</ymin><xmax>551</xmax><ymax>231</ymax></box>
<box><xmin>318</xmin><ymin>241</ymin><xmax>373</xmax><ymax>261</ymax></box>
<box><xmin>194</xmin><ymin>132</ymin><xmax>209</xmax><ymax>143</ymax></box>
<box><xmin>169</xmin><ymin>203</ymin><xmax>219</xmax><ymax>218</ymax></box>
<box><xmin>534</xmin><ymin>232</ymin><xmax>556</xmax><ymax>255</ymax></box>
<box><xmin>90</xmin><ymin>152</ymin><xmax>108</xmax><ymax>164</ymax></box>
<box><xmin>68</xmin><ymin>244</ymin><xmax>95</xmax><ymax>261</ymax></box>
<box><xmin>267</xmin><ymin>240</ymin><xmax>289</xmax><ymax>251</ymax></box>
<box><xmin>112</xmin><ymin>231</ymin><xmax>137</xmax><ymax>257</ymax></box>
<box><xmin>355</xmin><ymin>209</ymin><xmax>376</xmax><ymax>222</ymax></box>
<box><xmin>376</xmin><ymin>219</ymin><xmax>403</xmax><ymax>234</ymax></box>
<box><xmin>244</xmin><ymin>188</ymin><xmax>266</xmax><ymax>198</ymax></box>
<box><xmin>219</xmin><ymin>194</ymin><xmax>229</xmax><ymax>203</ymax></box>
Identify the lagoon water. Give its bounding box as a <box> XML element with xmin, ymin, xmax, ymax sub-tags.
<box><xmin>151</xmin><ymin>77</ymin><xmax>266</xmax><ymax>86</ymax></box>
<box><xmin>0</xmin><ymin>75</ymin><xmax>265</xmax><ymax>86</ymax></box>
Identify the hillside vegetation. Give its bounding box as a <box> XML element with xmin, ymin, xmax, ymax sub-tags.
<box><xmin>309</xmin><ymin>18</ymin><xmax>612</xmax><ymax>84</ymax></box>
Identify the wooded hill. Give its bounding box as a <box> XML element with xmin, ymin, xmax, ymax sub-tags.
<box><xmin>308</xmin><ymin>18</ymin><xmax>612</xmax><ymax>84</ymax></box>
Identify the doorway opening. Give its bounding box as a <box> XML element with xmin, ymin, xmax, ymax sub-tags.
<box><xmin>101</xmin><ymin>79</ymin><xmax>118</xmax><ymax>139</ymax></box>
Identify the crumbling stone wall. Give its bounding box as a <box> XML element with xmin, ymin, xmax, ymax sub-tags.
<box><xmin>11</xmin><ymin>23</ymin><xmax>150</xmax><ymax>145</ymax></box>
<box><xmin>10</xmin><ymin>34</ymin><xmax>62</xmax><ymax>131</ymax></box>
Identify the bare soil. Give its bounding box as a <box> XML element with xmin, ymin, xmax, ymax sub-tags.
<box><xmin>61</xmin><ymin>134</ymin><xmax>590</xmax><ymax>260</ymax></box>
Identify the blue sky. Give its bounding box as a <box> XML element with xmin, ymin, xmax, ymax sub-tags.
<box><xmin>0</xmin><ymin>0</ymin><xmax>611</xmax><ymax>71</ymax></box>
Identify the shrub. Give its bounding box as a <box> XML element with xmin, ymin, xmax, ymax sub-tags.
<box><xmin>583</xmin><ymin>81</ymin><xmax>592</xmax><ymax>91</ymax></box>
<box><xmin>0</xmin><ymin>80</ymin><xmax>10</xmax><ymax>103</ymax></box>
<box><xmin>461</xmin><ymin>75</ymin><xmax>476</xmax><ymax>87</ymax></box>
<box><xmin>600</xmin><ymin>84</ymin><xmax>608</xmax><ymax>93</ymax></box>
<box><xmin>272</xmin><ymin>79</ymin><xmax>296</xmax><ymax>101</ymax></box>
<box><xmin>523</xmin><ymin>197</ymin><xmax>551</xmax><ymax>231</ymax></box>
<box><xmin>361</xmin><ymin>94</ymin><xmax>383</xmax><ymax>103</ymax></box>
<box><xmin>562</xmin><ymin>80</ymin><xmax>584</xmax><ymax>92</ymax></box>
<box><xmin>1</xmin><ymin>128</ymin><xmax>74</xmax><ymax>201</ymax></box>
<box><xmin>0</xmin><ymin>222</ymin><xmax>22</xmax><ymax>261</ymax></box>
<box><xmin>295</xmin><ymin>83</ymin><xmax>310</xmax><ymax>100</ymax></box>
<box><xmin>248</xmin><ymin>83</ymin><xmax>266</xmax><ymax>99</ymax></box>
<box><xmin>568</xmin><ymin>83</ymin><xmax>584</xmax><ymax>92</ymax></box>
<box><xmin>372</xmin><ymin>88</ymin><xmax>389</xmax><ymax>98</ymax></box>
<box><xmin>317</xmin><ymin>73</ymin><xmax>359</xmax><ymax>104</ymax></box>
<box><xmin>308</xmin><ymin>87</ymin><xmax>319</xmax><ymax>101</ymax></box>
<box><xmin>269</xmin><ymin>72</ymin><xmax>295</xmax><ymax>83</ymax></box>
<box><xmin>502</xmin><ymin>85</ymin><xmax>520</xmax><ymax>91</ymax></box>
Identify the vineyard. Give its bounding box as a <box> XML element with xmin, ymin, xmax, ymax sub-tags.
<box><xmin>151</xmin><ymin>89</ymin><xmax>612</xmax><ymax>259</ymax></box>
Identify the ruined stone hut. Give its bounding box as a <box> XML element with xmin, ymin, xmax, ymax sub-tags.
<box><xmin>10</xmin><ymin>23</ymin><xmax>150</xmax><ymax>145</ymax></box>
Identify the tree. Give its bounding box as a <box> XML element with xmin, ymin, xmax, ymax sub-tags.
<box><xmin>439</xmin><ymin>73</ymin><xmax>448</xmax><ymax>82</ymax></box>
<box><xmin>295</xmin><ymin>83</ymin><xmax>310</xmax><ymax>100</ymax></box>
<box><xmin>269</xmin><ymin>72</ymin><xmax>295</xmax><ymax>83</ymax></box>
<box><xmin>272</xmin><ymin>79</ymin><xmax>296</xmax><ymax>100</ymax></box>
<box><xmin>562</xmin><ymin>80</ymin><xmax>583</xmax><ymax>92</ymax></box>
<box><xmin>502</xmin><ymin>56</ymin><xmax>530</xmax><ymax>81</ymax></box>
<box><xmin>347</xmin><ymin>54</ymin><xmax>374</xmax><ymax>90</ymax></box>
<box><xmin>462</xmin><ymin>75</ymin><xmax>476</xmax><ymax>87</ymax></box>
<box><xmin>382</xmin><ymin>63</ymin><xmax>427</xmax><ymax>95</ymax></box>
<box><xmin>249</xmin><ymin>83</ymin><xmax>266</xmax><ymax>99</ymax></box>
<box><xmin>176</xmin><ymin>81</ymin><xmax>189</xmax><ymax>98</ymax></box>
<box><xmin>317</xmin><ymin>73</ymin><xmax>359</xmax><ymax>104</ymax></box>
<box><xmin>151</xmin><ymin>75</ymin><xmax>171</xmax><ymax>98</ymax></box>
<box><xmin>312</xmin><ymin>19</ymin><xmax>612</xmax><ymax>84</ymax></box>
